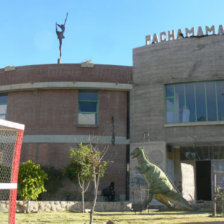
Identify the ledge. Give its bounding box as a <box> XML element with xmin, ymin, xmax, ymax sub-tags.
<box><xmin>165</xmin><ymin>121</ymin><xmax>224</xmax><ymax>128</ymax></box>
<box><xmin>0</xmin><ymin>81</ymin><xmax>133</xmax><ymax>92</ymax></box>
<box><xmin>23</xmin><ymin>135</ymin><xmax>130</xmax><ymax>145</ymax></box>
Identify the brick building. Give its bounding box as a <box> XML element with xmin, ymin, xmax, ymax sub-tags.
<box><xmin>0</xmin><ymin>62</ymin><xmax>132</xmax><ymax>200</ymax></box>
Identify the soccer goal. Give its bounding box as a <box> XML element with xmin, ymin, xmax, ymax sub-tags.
<box><xmin>0</xmin><ymin>119</ymin><xmax>25</xmax><ymax>224</ymax></box>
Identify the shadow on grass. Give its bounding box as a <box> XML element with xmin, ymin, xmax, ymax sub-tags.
<box><xmin>96</xmin><ymin>211</ymin><xmax>210</xmax><ymax>216</ymax></box>
<box><xmin>186</xmin><ymin>222</ymin><xmax>224</xmax><ymax>224</ymax></box>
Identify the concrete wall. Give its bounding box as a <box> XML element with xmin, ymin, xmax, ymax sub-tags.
<box><xmin>129</xmin><ymin>141</ymin><xmax>166</xmax><ymax>202</ymax></box>
<box><xmin>132</xmin><ymin>35</ymin><xmax>224</xmax><ymax>146</ymax></box>
<box><xmin>181</xmin><ymin>161</ymin><xmax>196</xmax><ymax>201</ymax></box>
<box><xmin>131</xmin><ymin>35</ymin><xmax>224</xmax><ymax>202</ymax></box>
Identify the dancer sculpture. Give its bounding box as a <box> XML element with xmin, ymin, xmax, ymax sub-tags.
<box><xmin>56</xmin><ymin>13</ymin><xmax>68</xmax><ymax>62</ymax></box>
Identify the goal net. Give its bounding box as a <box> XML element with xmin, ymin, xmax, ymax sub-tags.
<box><xmin>0</xmin><ymin>119</ymin><xmax>25</xmax><ymax>224</ymax></box>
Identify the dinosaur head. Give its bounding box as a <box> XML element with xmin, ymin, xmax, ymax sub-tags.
<box><xmin>131</xmin><ymin>147</ymin><xmax>144</xmax><ymax>158</ymax></box>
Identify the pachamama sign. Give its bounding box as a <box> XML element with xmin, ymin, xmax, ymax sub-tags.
<box><xmin>146</xmin><ymin>25</ymin><xmax>224</xmax><ymax>45</ymax></box>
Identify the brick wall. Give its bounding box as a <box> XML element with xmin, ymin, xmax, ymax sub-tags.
<box><xmin>7</xmin><ymin>89</ymin><xmax>128</xmax><ymax>136</ymax></box>
<box><xmin>0</xmin><ymin>63</ymin><xmax>132</xmax><ymax>200</ymax></box>
<box><xmin>0</xmin><ymin>64</ymin><xmax>132</xmax><ymax>85</ymax></box>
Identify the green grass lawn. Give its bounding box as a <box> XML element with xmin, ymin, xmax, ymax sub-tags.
<box><xmin>1</xmin><ymin>211</ymin><xmax>224</xmax><ymax>224</ymax></box>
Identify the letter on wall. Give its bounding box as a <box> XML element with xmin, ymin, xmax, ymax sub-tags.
<box><xmin>168</xmin><ymin>30</ymin><xmax>175</xmax><ymax>41</ymax></box>
<box><xmin>177</xmin><ymin>29</ymin><xmax>184</xmax><ymax>39</ymax></box>
<box><xmin>218</xmin><ymin>25</ymin><xmax>224</xmax><ymax>35</ymax></box>
<box><xmin>197</xmin><ymin>26</ymin><xmax>204</xmax><ymax>36</ymax></box>
<box><xmin>206</xmin><ymin>25</ymin><xmax>215</xmax><ymax>35</ymax></box>
<box><xmin>185</xmin><ymin>27</ymin><xmax>195</xmax><ymax>37</ymax></box>
<box><xmin>145</xmin><ymin>35</ymin><xmax>152</xmax><ymax>45</ymax></box>
<box><xmin>152</xmin><ymin>33</ymin><xmax>159</xmax><ymax>44</ymax></box>
<box><xmin>160</xmin><ymin>32</ymin><xmax>167</xmax><ymax>42</ymax></box>
<box><xmin>205</xmin><ymin>25</ymin><xmax>215</xmax><ymax>35</ymax></box>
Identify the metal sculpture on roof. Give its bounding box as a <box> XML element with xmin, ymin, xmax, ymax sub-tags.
<box><xmin>56</xmin><ymin>12</ymin><xmax>68</xmax><ymax>63</ymax></box>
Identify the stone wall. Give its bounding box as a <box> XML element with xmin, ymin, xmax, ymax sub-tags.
<box><xmin>0</xmin><ymin>201</ymin><xmax>132</xmax><ymax>213</ymax></box>
<box><xmin>0</xmin><ymin>200</ymin><xmax>216</xmax><ymax>213</ymax></box>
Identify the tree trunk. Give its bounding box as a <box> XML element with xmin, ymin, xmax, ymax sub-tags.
<box><xmin>89</xmin><ymin>210</ymin><xmax>93</xmax><ymax>224</ymax></box>
<box><xmin>82</xmin><ymin>190</ymin><xmax>85</xmax><ymax>213</ymax></box>
<box><xmin>27</xmin><ymin>200</ymin><xmax>30</xmax><ymax>213</ymax></box>
<box><xmin>89</xmin><ymin>173</ymin><xmax>100</xmax><ymax>224</ymax></box>
<box><xmin>222</xmin><ymin>199</ymin><xmax>224</xmax><ymax>217</ymax></box>
<box><xmin>89</xmin><ymin>187</ymin><xmax>97</xmax><ymax>224</ymax></box>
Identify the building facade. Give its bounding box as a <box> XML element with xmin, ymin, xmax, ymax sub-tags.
<box><xmin>2</xmin><ymin>33</ymin><xmax>224</xmax><ymax>203</ymax></box>
<box><xmin>0</xmin><ymin>63</ymin><xmax>132</xmax><ymax>200</ymax></box>
<box><xmin>131</xmin><ymin>34</ymin><xmax>224</xmax><ymax>202</ymax></box>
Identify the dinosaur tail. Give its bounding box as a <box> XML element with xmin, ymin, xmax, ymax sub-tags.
<box><xmin>155</xmin><ymin>192</ymin><xmax>194</xmax><ymax>211</ymax></box>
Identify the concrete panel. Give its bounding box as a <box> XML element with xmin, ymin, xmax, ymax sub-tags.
<box><xmin>181</xmin><ymin>161</ymin><xmax>195</xmax><ymax>201</ymax></box>
<box><xmin>129</xmin><ymin>141</ymin><xmax>166</xmax><ymax>202</ymax></box>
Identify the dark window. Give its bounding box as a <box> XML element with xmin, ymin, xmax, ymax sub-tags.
<box><xmin>0</xmin><ymin>95</ymin><xmax>8</xmax><ymax>120</ymax></box>
<box><xmin>79</xmin><ymin>92</ymin><xmax>98</xmax><ymax>101</ymax></box>
<box><xmin>78</xmin><ymin>91</ymin><xmax>98</xmax><ymax>125</ymax></box>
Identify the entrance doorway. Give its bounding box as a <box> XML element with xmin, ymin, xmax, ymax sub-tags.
<box><xmin>196</xmin><ymin>160</ymin><xmax>211</xmax><ymax>201</ymax></box>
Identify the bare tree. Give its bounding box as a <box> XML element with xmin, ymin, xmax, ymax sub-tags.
<box><xmin>88</xmin><ymin>142</ymin><xmax>108</xmax><ymax>224</ymax></box>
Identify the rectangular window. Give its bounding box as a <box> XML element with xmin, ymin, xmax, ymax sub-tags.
<box><xmin>206</xmin><ymin>82</ymin><xmax>217</xmax><ymax>121</ymax></box>
<box><xmin>185</xmin><ymin>83</ymin><xmax>195</xmax><ymax>122</ymax></box>
<box><xmin>165</xmin><ymin>81</ymin><xmax>224</xmax><ymax>124</ymax></box>
<box><xmin>165</xmin><ymin>85</ymin><xmax>179</xmax><ymax>123</ymax></box>
<box><xmin>217</xmin><ymin>81</ymin><xmax>224</xmax><ymax>121</ymax></box>
<box><xmin>78</xmin><ymin>91</ymin><xmax>98</xmax><ymax>125</ymax></box>
<box><xmin>195</xmin><ymin>82</ymin><xmax>206</xmax><ymax>121</ymax></box>
<box><xmin>0</xmin><ymin>95</ymin><xmax>8</xmax><ymax>120</ymax></box>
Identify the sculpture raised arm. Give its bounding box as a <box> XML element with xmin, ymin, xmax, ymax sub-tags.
<box><xmin>56</xmin><ymin>13</ymin><xmax>68</xmax><ymax>59</ymax></box>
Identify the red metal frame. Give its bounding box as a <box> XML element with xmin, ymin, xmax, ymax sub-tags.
<box><xmin>9</xmin><ymin>129</ymin><xmax>24</xmax><ymax>224</ymax></box>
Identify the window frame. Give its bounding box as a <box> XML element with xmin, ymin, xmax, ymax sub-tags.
<box><xmin>77</xmin><ymin>90</ymin><xmax>98</xmax><ymax>126</ymax></box>
<box><xmin>0</xmin><ymin>94</ymin><xmax>8</xmax><ymax>120</ymax></box>
<box><xmin>165</xmin><ymin>80</ymin><xmax>224</xmax><ymax>124</ymax></box>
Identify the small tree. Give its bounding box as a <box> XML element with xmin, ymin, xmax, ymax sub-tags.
<box><xmin>65</xmin><ymin>141</ymin><xmax>108</xmax><ymax>221</ymax></box>
<box><xmin>18</xmin><ymin>160</ymin><xmax>48</xmax><ymax>213</ymax></box>
<box><xmin>88</xmin><ymin>143</ymin><xmax>108</xmax><ymax>224</ymax></box>
<box><xmin>65</xmin><ymin>143</ymin><xmax>93</xmax><ymax>213</ymax></box>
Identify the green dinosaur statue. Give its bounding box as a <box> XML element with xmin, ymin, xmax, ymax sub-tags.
<box><xmin>131</xmin><ymin>147</ymin><xmax>193</xmax><ymax>210</ymax></box>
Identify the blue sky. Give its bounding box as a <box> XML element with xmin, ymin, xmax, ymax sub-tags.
<box><xmin>0</xmin><ymin>0</ymin><xmax>224</xmax><ymax>68</ymax></box>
